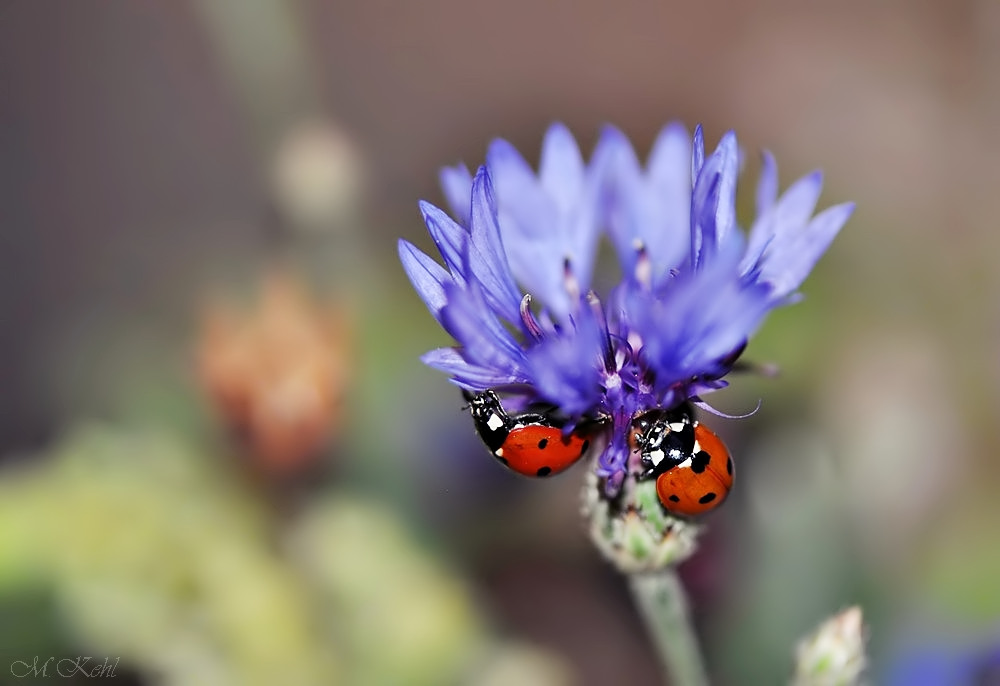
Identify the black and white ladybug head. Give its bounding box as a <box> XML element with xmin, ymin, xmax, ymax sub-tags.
<box><xmin>634</xmin><ymin>406</ymin><xmax>696</xmax><ymax>474</ymax></box>
<box><xmin>465</xmin><ymin>390</ymin><xmax>512</xmax><ymax>454</ymax></box>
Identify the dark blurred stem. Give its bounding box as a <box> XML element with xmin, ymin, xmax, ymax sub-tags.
<box><xmin>628</xmin><ymin>569</ymin><xmax>709</xmax><ymax>686</ymax></box>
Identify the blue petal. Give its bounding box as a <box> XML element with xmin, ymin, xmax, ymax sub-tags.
<box><xmin>398</xmin><ymin>239</ymin><xmax>452</xmax><ymax>321</ymax></box>
<box><xmin>467</xmin><ymin>166</ymin><xmax>524</xmax><ymax>324</ymax></box>
<box><xmin>756</xmin><ymin>201</ymin><xmax>854</xmax><ymax>296</ymax></box>
<box><xmin>594</xmin><ymin>125</ymin><xmax>643</xmax><ymax>275</ymax></box>
<box><xmin>439</xmin><ymin>281</ymin><xmax>529</xmax><ymax>380</ymax></box>
<box><xmin>439</xmin><ymin>163</ymin><xmax>473</xmax><ymax>225</ymax></box>
<box><xmin>639</xmin><ymin>123</ymin><xmax>694</xmax><ymax>283</ymax></box>
<box><xmin>780</xmin><ymin>171</ymin><xmax>825</xmax><ymax>228</ymax></box>
<box><xmin>691</xmin><ymin>124</ymin><xmax>705</xmax><ymax>180</ymax></box>
<box><xmin>486</xmin><ymin>138</ymin><xmax>549</xmax><ymax>220</ymax></box>
<box><xmin>690</xmin><ymin>131</ymin><xmax>740</xmax><ymax>270</ymax></box>
<box><xmin>487</xmin><ymin>129</ymin><xmax>600</xmax><ymax>321</ymax></box>
<box><xmin>487</xmin><ymin>138</ymin><xmax>564</xmax><ymax>305</ymax></box>
<box><xmin>755</xmin><ymin>150</ymin><xmax>778</xmax><ymax>215</ymax></box>
<box><xmin>744</xmin><ymin>170</ymin><xmax>824</xmax><ymax>269</ymax></box>
<box><xmin>713</xmin><ymin>131</ymin><xmax>739</xmax><ymax>250</ymax></box>
<box><xmin>689</xmin><ymin>147</ymin><xmax>723</xmax><ymax>269</ymax></box>
<box><xmin>626</xmin><ymin>254</ymin><xmax>774</xmax><ymax>395</ymax></box>
<box><xmin>539</xmin><ymin>124</ymin><xmax>603</xmax><ymax>293</ymax></box>
<box><xmin>525</xmin><ymin>313</ymin><xmax>605</xmax><ymax>414</ymax></box>
<box><xmin>598</xmin><ymin>123</ymin><xmax>692</xmax><ymax>285</ymax></box>
<box><xmin>421</xmin><ymin>347</ymin><xmax>523</xmax><ymax>390</ymax></box>
<box><xmin>539</xmin><ymin>123</ymin><xmax>586</xmax><ymax>215</ymax></box>
<box><xmin>647</xmin><ymin>122</ymin><xmax>691</xmax><ymax>189</ymax></box>
<box><xmin>419</xmin><ymin>200</ymin><xmax>468</xmax><ymax>280</ymax></box>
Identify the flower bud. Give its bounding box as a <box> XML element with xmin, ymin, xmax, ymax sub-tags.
<box><xmin>793</xmin><ymin>606</ymin><xmax>867</xmax><ymax>685</ymax></box>
<box><xmin>582</xmin><ymin>465</ymin><xmax>701</xmax><ymax>574</ymax></box>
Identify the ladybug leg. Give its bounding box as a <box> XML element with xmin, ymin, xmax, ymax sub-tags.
<box><xmin>631</xmin><ymin>419</ymin><xmax>662</xmax><ymax>480</ymax></box>
<box><xmin>639</xmin><ymin>465</ymin><xmax>658</xmax><ymax>480</ymax></box>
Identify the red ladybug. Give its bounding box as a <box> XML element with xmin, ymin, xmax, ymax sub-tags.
<box><xmin>466</xmin><ymin>390</ymin><xmax>593</xmax><ymax>477</ymax></box>
<box><xmin>631</xmin><ymin>406</ymin><xmax>734</xmax><ymax>516</ymax></box>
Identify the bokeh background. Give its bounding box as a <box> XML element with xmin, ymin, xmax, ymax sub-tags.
<box><xmin>2</xmin><ymin>1</ymin><xmax>999</xmax><ymax>684</ymax></box>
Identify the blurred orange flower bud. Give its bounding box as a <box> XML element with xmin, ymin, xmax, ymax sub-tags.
<box><xmin>197</xmin><ymin>272</ymin><xmax>350</xmax><ymax>477</ymax></box>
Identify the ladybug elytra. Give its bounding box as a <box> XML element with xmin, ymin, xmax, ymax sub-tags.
<box><xmin>466</xmin><ymin>390</ymin><xmax>593</xmax><ymax>477</ymax></box>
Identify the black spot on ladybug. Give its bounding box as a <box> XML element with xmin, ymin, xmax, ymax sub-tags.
<box><xmin>580</xmin><ymin>439</ymin><xmax>590</xmax><ymax>456</ymax></box>
<box><xmin>690</xmin><ymin>451</ymin><xmax>710</xmax><ymax>474</ymax></box>
<box><xmin>536</xmin><ymin>466</ymin><xmax>552</xmax><ymax>477</ymax></box>
<box><xmin>698</xmin><ymin>492</ymin><xmax>717</xmax><ymax>505</ymax></box>
<box><xmin>668</xmin><ymin>494</ymin><xmax>680</xmax><ymax>503</ymax></box>
<box><xmin>537</xmin><ymin>438</ymin><xmax>549</xmax><ymax>449</ymax></box>
<box><xmin>726</xmin><ymin>456</ymin><xmax>733</xmax><ymax>475</ymax></box>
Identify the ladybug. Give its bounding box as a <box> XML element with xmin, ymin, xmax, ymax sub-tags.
<box><xmin>466</xmin><ymin>390</ymin><xmax>593</xmax><ymax>477</ymax></box>
<box><xmin>631</xmin><ymin>405</ymin><xmax>734</xmax><ymax>516</ymax></box>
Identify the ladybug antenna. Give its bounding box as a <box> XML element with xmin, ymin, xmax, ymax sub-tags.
<box><xmin>691</xmin><ymin>396</ymin><xmax>762</xmax><ymax>419</ymax></box>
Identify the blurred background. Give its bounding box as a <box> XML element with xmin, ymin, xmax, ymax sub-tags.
<box><xmin>2</xmin><ymin>1</ymin><xmax>999</xmax><ymax>684</ymax></box>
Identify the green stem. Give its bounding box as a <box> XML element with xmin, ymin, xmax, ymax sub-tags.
<box><xmin>628</xmin><ymin>569</ymin><xmax>709</xmax><ymax>686</ymax></box>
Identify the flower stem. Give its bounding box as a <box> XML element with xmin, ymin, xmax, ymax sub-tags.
<box><xmin>628</xmin><ymin>569</ymin><xmax>709</xmax><ymax>686</ymax></box>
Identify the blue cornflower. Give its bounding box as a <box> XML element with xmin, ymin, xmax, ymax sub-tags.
<box><xmin>887</xmin><ymin>635</ymin><xmax>1000</xmax><ymax>685</ymax></box>
<box><xmin>399</xmin><ymin>123</ymin><xmax>852</xmax><ymax>493</ymax></box>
